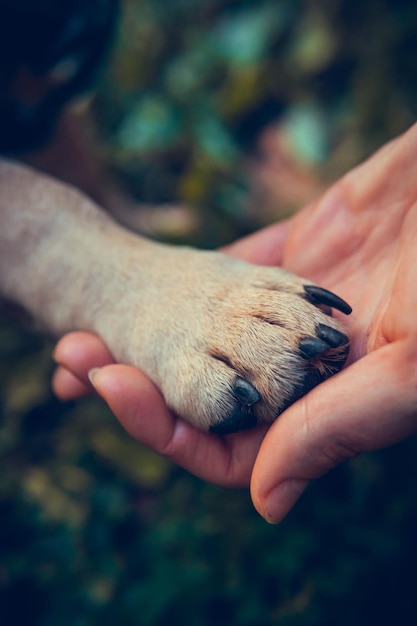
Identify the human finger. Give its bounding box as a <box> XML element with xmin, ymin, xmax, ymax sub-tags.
<box><xmin>53</xmin><ymin>331</ymin><xmax>115</xmax><ymax>377</ymax></box>
<box><xmin>90</xmin><ymin>364</ymin><xmax>268</xmax><ymax>487</ymax></box>
<box><xmin>222</xmin><ymin>219</ymin><xmax>291</xmax><ymax>265</ymax></box>
<box><xmin>251</xmin><ymin>341</ymin><xmax>417</xmax><ymax>523</ymax></box>
<box><xmin>52</xmin><ymin>332</ymin><xmax>115</xmax><ymax>400</ymax></box>
<box><xmin>52</xmin><ymin>365</ymin><xmax>92</xmax><ymax>399</ymax></box>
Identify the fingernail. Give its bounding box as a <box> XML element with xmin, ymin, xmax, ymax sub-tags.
<box><xmin>88</xmin><ymin>367</ymin><xmax>101</xmax><ymax>387</ymax></box>
<box><xmin>263</xmin><ymin>479</ymin><xmax>309</xmax><ymax>524</ymax></box>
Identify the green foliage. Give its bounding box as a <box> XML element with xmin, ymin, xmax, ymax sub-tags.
<box><xmin>3</xmin><ymin>0</ymin><xmax>417</xmax><ymax>624</ymax></box>
<box><xmin>96</xmin><ymin>0</ymin><xmax>417</xmax><ymax>229</ymax></box>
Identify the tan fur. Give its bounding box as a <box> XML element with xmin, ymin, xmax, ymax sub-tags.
<box><xmin>0</xmin><ymin>158</ymin><xmax>348</xmax><ymax>431</ymax></box>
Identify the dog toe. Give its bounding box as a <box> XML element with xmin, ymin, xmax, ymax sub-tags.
<box><xmin>303</xmin><ymin>284</ymin><xmax>352</xmax><ymax>315</ymax></box>
<box><xmin>316</xmin><ymin>323</ymin><xmax>348</xmax><ymax>347</ymax></box>
<box><xmin>233</xmin><ymin>376</ymin><xmax>261</xmax><ymax>406</ymax></box>
<box><xmin>209</xmin><ymin>377</ymin><xmax>260</xmax><ymax>434</ymax></box>
<box><xmin>299</xmin><ymin>324</ymin><xmax>349</xmax><ymax>359</ymax></box>
<box><xmin>299</xmin><ymin>336</ymin><xmax>332</xmax><ymax>359</ymax></box>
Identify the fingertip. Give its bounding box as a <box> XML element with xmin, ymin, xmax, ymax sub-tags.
<box><xmin>251</xmin><ymin>478</ymin><xmax>309</xmax><ymax>524</ymax></box>
<box><xmin>53</xmin><ymin>331</ymin><xmax>90</xmax><ymax>363</ymax></box>
<box><xmin>86</xmin><ymin>364</ymin><xmax>173</xmax><ymax>440</ymax></box>
<box><xmin>53</xmin><ymin>331</ymin><xmax>114</xmax><ymax>369</ymax></box>
<box><xmin>86</xmin><ymin>364</ymin><xmax>141</xmax><ymax>400</ymax></box>
<box><xmin>88</xmin><ymin>367</ymin><xmax>101</xmax><ymax>388</ymax></box>
<box><xmin>52</xmin><ymin>365</ymin><xmax>92</xmax><ymax>400</ymax></box>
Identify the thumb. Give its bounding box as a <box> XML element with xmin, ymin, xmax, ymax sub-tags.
<box><xmin>250</xmin><ymin>341</ymin><xmax>417</xmax><ymax>523</ymax></box>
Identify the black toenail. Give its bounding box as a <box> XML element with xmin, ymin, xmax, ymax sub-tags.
<box><xmin>299</xmin><ymin>337</ymin><xmax>331</xmax><ymax>359</ymax></box>
<box><xmin>209</xmin><ymin>403</ymin><xmax>257</xmax><ymax>434</ymax></box>
<box><xmin>304</xmin><ymin>285</ymin><xmax>352</xmax><ymax>315</ymax></box>
<box><xmin>233</xmin><ymin>377</ymin><xmax>261</xmax><ymax>406</ymax></box>
<box><xmin>281</xmin><ymin>369</ymin><xmax>325</xmax><ymax>412</ymax></box>
<box><xmin>317</xmin><ymin>324</ymin><xmax>349</xmax><ymax>348</ymax></box>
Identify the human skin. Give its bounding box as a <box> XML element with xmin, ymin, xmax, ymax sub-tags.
<box><xmin>53</xmin><ymin>123</ymin><xmax>417</xmax><ymax>522</ymax></box>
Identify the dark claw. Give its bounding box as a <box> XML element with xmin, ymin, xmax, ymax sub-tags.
<box><xmin>233</xmin><ymin>377</ymin><xmax>261</xmax><ymax>406</ymax></box>
<box><xmin>317</xmin><ymin>324</ymin><xmax>349</xmax><ymax>348</ymax></box>
<box><xmin>299</xmin><ymin>337</ymin><xmax>331</xmax><ymax>359</ymax></box>
<box><xmin>210</xmin><ymin>377</ymin><xmax>261</xmax><ymax>434</ymax></box>
<box><xmin>209</xmin><ymin>404</ymin><xmax>257</xmax><ymax>434</ymax></box>
<box><xmin>304</xmin><ymin>285</ymin><xmax>352</xmax><ymax>315</ymax></box>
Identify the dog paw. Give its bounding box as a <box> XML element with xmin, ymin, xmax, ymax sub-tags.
<box><xmin>120</xmin><ymin>250</ymin><xmax>351</xmax><ymax>434</ymax></box>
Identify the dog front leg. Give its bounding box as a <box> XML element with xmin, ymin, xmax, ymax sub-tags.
<box><xmin>0</xmin><ymin>158</ymin><xmax>161</xmax><ymax>340</ymax></box>
<box><xmin>0</xmin><ymin>158</ymin><xmax>352</xmax><ymax>432</ymax></box>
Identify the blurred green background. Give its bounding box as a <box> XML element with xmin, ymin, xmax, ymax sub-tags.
<box><xmin>2</xmin><ymin>0</ymin><xmax>417</xmax><ymax>624</ymax></box>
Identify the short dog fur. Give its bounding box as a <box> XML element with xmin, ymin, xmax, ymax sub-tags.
<box><xmin>0</xmin><ymin>0</ymin><xmax>351</xmax><ymax>434</ymax></box>
<box><xmin>0</xmin><ymin>159</ymin><xmax>351</xmax><ymax>433</ymax></box>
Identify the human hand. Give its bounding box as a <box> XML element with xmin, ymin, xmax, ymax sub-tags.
<box><xmin>249</xmin><ymin>123</ymin><xmax>417</xmax><ymax>521</ymax></box>
<box><xmin>54</xmin><ymin>123</ymin><xmax>417</xmax><ymax>519</ymax></box>
<box><xmin>51</xmin><ymin>201</ymin><xmax>294</xmax><ymax>487</ymax></box>
<box><xmin>52</xmin><ymin>214</ymin><xmax>296</xmax><ymax>486</ymax></box>
<box><xmin>52</xmin><ymin>331</ymin><xmax>269</xmax><ymax>487</ymax></box>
